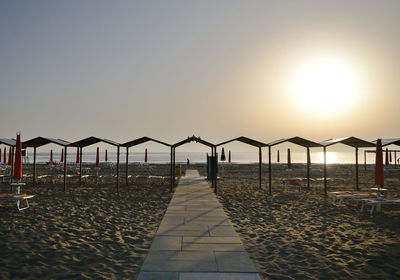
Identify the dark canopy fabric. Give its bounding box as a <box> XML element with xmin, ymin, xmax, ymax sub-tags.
<box><xmin>23</xmin><ymin>137</ymin><xmax>70</xmax><ymax>148</ymax></box>
<box><xmin>69</xmin><ymin>136</ymin><xmax>120</xmax><ymax>147</ymax></box>
<box><xmin>121</xmin><ymin>136</ymin><xmax>170</xmax><ymax>147</ymax></box>
<box><xmin>320</xmin><ymin>137</ymin><xmax>375</xmax><ymax>148</ymax></box>
<box><xmin>0</xmin><ymin>138</ymin><xmax>16</xmax><ymax>146</ymax></box>
<box><xmin>372</xmin><ymin>138</ymin><xmax>400</xmax><ymax>147</ymax></box>
<box><xmin>268</xmin><ymin>136</ymin><xmax>322</xmax><ymax>148</ymax></box>
<box><xmin>173</xmin><ymin>136</ymin><xmax>215</xmax><ymax>148</ymax></box>
<box><xmin>216</xmin><ymin>136</ymin><xmax>267</xmax><ymax>148</ymax></box>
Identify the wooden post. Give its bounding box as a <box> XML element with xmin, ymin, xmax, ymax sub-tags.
<box><xmin>364</xmin><ymin>150</ymin><xmax>367</xmax><ymax>170</ymax></box>
<box><xmin>79</xmin><ymin>147</ymin><xmax>82</xmax><ymax>187</ymax></box>
<box><xmin>33</xmin><ymin>147</ymin><xmax>37</xmax><ymax>187</ymax></box>
<box><xmin>173</xmin><ymin>148</ymin><xmax>176</xmax><ymax>187</ymax></box>
<box><xmin>324</xmin><ymin>146</ymin><xmax>327</xmax><ymax>196</ymax></box>
<box><xmin>307</xmin><ymin>147</ymin><xmax>310</xmax><ymax>190</ymax></box>
<box><xmin>214</xmin><ymin>147</ymin><xmax>217</xmax><ymax>194</ymax></box>
<box><xmin>125</xmin><ymin>147</ymin><xmax>129</xmax><ymax>186</ymax></box>
<box><xmin>268</xmin><ymin>146</ymin><xmax>272</xmax><ymax>195</ymax></box>
<box><xmin>395</xmin><ymin>151</ymin><xmax>397</xmax><ymax>167</ymax></box>
<box><xmin>117</xmin><ymin>145</ymin><xmax>120</xmax><ymax>193</ymax></box>
<box><xmin>170</xmin><ymin>146</ymin><xmax>173</xmax><ymax>192</ymax></box>
<box><xmin>355</xmin><ymin>147</ymin><xmax>359</xmax><ymax>191</ymax></box>
<box><xmin>259</xmin><ymin>147</ymin><xmax>262</xmax><ymax>190</ymax></box>
<box><xmin>63</xmin><ymin>146</ymin><xmax>67</xmax><ymax>192</ymax></box>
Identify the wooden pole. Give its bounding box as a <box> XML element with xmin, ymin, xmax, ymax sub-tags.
<box><xmin>173</xmin><ymin>148</ymin><xmax>176</xmax><ymax>187</ymax></box>
<box><xmin>307</xmin><ymin>147</ymin><xmax>310</xmax><ymax>190</ymax></box>
<box><xmin>364</xmin><ymin>150</ymin><xmax>367</xmax><ymax>170</ymax></box>
<box><xmin>395</xmin><ymin>151</ymin><xmax>397</xmax><ymax>167</ymax></box>
<box><xmin>63</xmin><ymin>146</ymin><xmax>67</xmax><ymax>192</ymax></box>
<box><xmin>324</xmin><ymin>146</ymin><xmax>327</xmax><ymax>196</ymax></box>
<box><xmin>117</xmin><ymin>146</ymin><xmax>120</xmax><ymax>193</ymax></box>
<box><xmin>170</xmin><ymin>146</ymin><xmax>173</xmax><ymax>192</ymax></box>
<box><xmin>125</xmin><ymin>147</ymin><xmax>129</xmax><ymax>186</ymax></box>
<box><xmin>355</xmin><ymin>147</ymin><xmax>359</xmax><ymax>191</ymax></box>
<box><xmin>214</xmin><ymin>147</ymin><xmax>217</xmax><ymax>193</ymax></box>
<box><xmin>79</xmin><ymin>147</ymin><xmax>82</xmax><ymax>187</ymax></box>
<box><xmin>33</xmin><ymin>147</ymin><xmax>37</xmax><ymax>187</ymax></box>
<box><xmin>268</xmin><ymin>145</ymin><xmax>272</xmax><ymax>195</ymax></box>
<box><xmin>259</xmin><ymin>147</ymin><xmax>262</xmax><ymax>190</ymax></box>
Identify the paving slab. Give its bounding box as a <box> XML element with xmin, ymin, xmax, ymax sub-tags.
<box><xmin>138</xmin><ymin>169</ymin><xmax>260</xmax><ymax>279</ymax></box>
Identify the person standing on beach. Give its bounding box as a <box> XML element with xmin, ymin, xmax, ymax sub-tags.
<box><xmin>187</xmin><ymin>158</ymin><xmax>190</xmax><ymax>165</ymax></box>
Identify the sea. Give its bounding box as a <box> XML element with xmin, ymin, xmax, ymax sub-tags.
<box><xmin>20</xmin><ymin>150</ymin><xmax>390</xmax><ymax>165</ymax></box>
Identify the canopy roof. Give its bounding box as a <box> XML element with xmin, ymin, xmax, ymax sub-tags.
<box><xmin>371</xmin><ymin>138</ymin><xmax>400</xmax><ymax>147</ymax></box>
<box><xmin>173</xmin><ymin>136</ymin><xmax>215</xmax><ymax>148</ymax></box>
<box><xmin>320</xmin><ymin>137</ymin><xmax>375</xmax><ymax>148</ymax></box>
<box><xmin>268</xmin><ymin>136</ymin><xmax>322</xmax><ymax>148</ymax></box>
<box><xmin>0</xmin><ymin>138</ymin><xmax>16</xmax><ymax>146</ymax></box>
<box><xmin>216</xmin><ymin>136</ymin><xmax>267</xmax><ymax>148</ymax></box>
<box><xmin>22</xmin><ymin>137</ymin><xmax>70</xmax><ymax>148</ymax></box>
<box><xmin>69</xmin><ymin>136</ymin><xmax>120</xmax><ymax>147</ymax></box>
<box><xmin>121</xmin><ymin>136</ymin><xmax>170</xmax><ymax>147</ymax></box>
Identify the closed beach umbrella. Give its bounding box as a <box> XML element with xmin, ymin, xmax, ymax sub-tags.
<box><xmin>307</xmin><ymin>148</ymin><xmax>311</xmax><ymax>166</ymax></box>
<box><xmin>228</xmin><ymin>150</ymin><xmax>231</xmax><ymax>163</ymax></box>
<box><xmin>0</xmin><ymin>148</ymin><xmax>2</xmax><ymax>163</ymax></box>
<box><xmin>13</xmin><ymin>134</ymin><xmax>22</xmax><ymax>180</ymax></box>
<box><xmin>375</xmin><ymin>139</ymin><xmax>384</xmax><ymax>186</ymax></box>
<box><xmin>96</xmin><ymin>147</ymin><xmax>100</xmax><ymax>167</ymax></box>
<box><xmin>277</xmin><ymin>150</ymin><xmax>280</xmax><ymax>163</ymax></box>
<box><xmin>221</xmin><ymin>147</ymin><xmax>226</xmax><ymax>161</ymax></box>
<box><xmin>105</xmin><ymin>149</ymin><xmax>108</xmax><ymax>162</ymax></box>
<box><xmin>8</xmin><ymin>147</ymin><xmax>12</xmax><ymax>165</ymax></box>
<box><xmin>61</xmin><ymin>149</ymin><xmax>64</xmax><ymax>162</ymax></box>
<box><xmin>4</xmin><ymin>147</ymin><xmax>6</xmax><ymax>163</ymax></box>
<box><xmin>50</xmin><ymin>150</ymin><xmax>53</xmax><ymax>162</ymax></box>
<box><xmin>76</xmin><ymin>147</ymin><xmax>80</xmax><ymax>163</ymax></box>
<box><xmin>287</xmin><ymin>148</ymin><xmax>291</xmax><ymax>169</ymax></box>
<box><xmin>385</xmin><ymin>148</ymin><xmax>389</xmax><ymax>165</ymax></box>
<box><xmin>145</xmin><ymin>148</ymin><xmax>148</xmax><ymax>163</ymax></box>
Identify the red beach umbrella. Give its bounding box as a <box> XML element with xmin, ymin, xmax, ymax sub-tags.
<box><xmin>287</xmin><ymin>148</ymin><xmax>291</xmax><ymax>169</ymax></box>
<box><xmin>307</xmin><ymin>148</ymin><xmax>311</xmax><ymax>166</ymax></box>
<box><xmin>76</xmin><ymin>147</ymin><xmax>80</xmax><ymax>163</ymax></box>
<box><xmin>385</xmin><ymin>148</ymin><xmax>389</xmax><ymax>165</ymax></box>
<box><xmin>277</xmin><ymin>150</ymin><xmax>280</xmax><ymax>163</ymax></box>
<box><xmin>375</xmin><ymin>139</ymin><xmax>384</xmax><ymax>186</ymax></box>
<box><xmin>50</xmin><ymin>150</ymin><xmax>53</xmax><ymax>163</ymax></box>
<box><xmin>8</xmin><ymin>147</ymin><xmax>12</xmax><ymax>166</ymax></box>
<box><xmin>13</xmin><ymin>134</ymin><xmax>22</xmax><ymax>180</ymax></box>
<box><xmin>228</xmin><ymin>150</ymin><xmax>231</xmax><ymax>163</ymax></box>
<box><xmin>145</xmin><ymin>148</ymin><xmax>148</xmax><ymax>163</ymax></box>
<box><xmin>105</xmin><ymin>149</ymin><xmax>108</xmax><ymax>162</ymax></box>
<box><xmin>96</xmin><ymin>147</ymin><xmax>100</xmax><ymax>167</ymax></box>
<box><xmin>3</xmin><ymin>147</ymin><xmax>6</xmax><ymax>163</ymax></box>
<box><xmin>60</xmin><ymin>149</ymin><xmax>64</xmax><ymax>162</ymax></box>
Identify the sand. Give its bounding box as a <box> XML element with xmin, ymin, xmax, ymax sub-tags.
<box><xmin>210</xmin><ymin>163</ymin><xmax>400</xmax><ymax>280</ymax></box>
<box><xmin>0</xmin><ymin>163</ymin><xmax>173</xmax><ymax>279</ymax></box>
<box><xmin>2</xmin><ymin>162</ymin><xmax>400</xmax><ymax>279</ymax></box>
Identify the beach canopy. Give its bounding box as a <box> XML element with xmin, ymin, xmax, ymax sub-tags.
<box><xmin>22</xmin><ymin>137</ymin><xmax>70</xmax><ymax>148</ymax></box>
<box><xmin>174</xmin><ymin>136</ymin><xmax>214</xmax><ymax>148</ymax></box>
<box><xmin>375</xmin><ymin>139</ymin><xmax>384</xmax><ymax>186</ymax></box>
<box><xmin>221</xmin><ymin>147</ymin><xmax>226</xmax><ymax>161</ymax></box>
<box><xmin>372</xmin><ymin>138</ymin><xmax>400</xmax><ymax>147</ymax></box>
<box><xmin>217</xmin><ymin>136</ymin><xmax>267</xmax><ymax>148</ymax></box>
<box><xmin>13</xmin><ymin>134</ymin><xmax>22</xmax><ymax>180</ymax></box>
<box><xmin>268</xmin><ymin>136</ymin><xmax>322</xmax><ymax>148</ymax></box>
<box><xmin>121</xmin><ymin>136</ymin><xmax>170</xmax><ymax>148</ymax></box>
<box><xmin>319</xmin><ymin>137</ymin><xmax>375</xmax><ymax>148</ymax></box>
<box><xmin>69</xmin><ymin>136</ymin><xmax>119</xmax><ymax>147</ymax></box>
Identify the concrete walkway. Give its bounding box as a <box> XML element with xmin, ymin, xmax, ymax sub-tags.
<box><xmin>138</xmin><ymin>170</ymin><xmax>261</xmax><ymax>280</ymax></box>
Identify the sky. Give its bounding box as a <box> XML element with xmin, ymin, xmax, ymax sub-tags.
<box><xmin>1</xmin><ymin>0</ymin><xmax>399</xmax><ymax>152</ymax></box>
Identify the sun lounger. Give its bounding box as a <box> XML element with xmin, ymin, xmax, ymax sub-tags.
<box><xmin>360</xmin><ymin>198</ymin><xmax>400</xmax><ymax>215</ymax></box>
<box><xmin>0</xmin><ymin>193</ymin><xmax>35</xmax><ymax>211</ymax></box>
<box><xmin>282</xmin><ymin>179</ymin><xmax>302</xmax><ymax>193</ymax></box>
<box><xmin>328</xmin><ymin>191</ymin><xmax>377</xmax><ymax>206</ymax></box>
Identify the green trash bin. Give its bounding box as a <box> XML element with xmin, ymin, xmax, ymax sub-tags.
<box><xmin>175</xmin><ymin>164</ymin><xmax>181</xmax><ymax>175</ymax></box>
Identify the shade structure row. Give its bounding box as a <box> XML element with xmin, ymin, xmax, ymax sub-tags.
<box><xmin>2</xmin><ymin>135</ymin><xmax>400</xmax><ymax>195</ymax></box>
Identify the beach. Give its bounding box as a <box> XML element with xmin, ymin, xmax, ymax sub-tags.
<box><xmin>211</xmin><ymin>164</ymin><xmax>400</xmax><ymax>279</ymax></box>
<box><xmin>1</xmin><ymin>163</ymin><xmax>400</xmax><ymax>279</ymax></box>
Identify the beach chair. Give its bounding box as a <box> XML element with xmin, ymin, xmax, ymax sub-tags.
<box><xmin>360</xmin><ymin>198</ymin><xmax>400</xmax><ymax>215</ymax></box>
<box><xmin>283</xmin><ymin>179</ymin><xmax>302</xmax><ymax>193</ymax></box>
<box><xmin>328</xmin><ymin>191</ymin><xmax>377</xmax><ymax>206</ymax></box>
<box><xmin>0</xmin><ymin>184</ymin><xmax>34</xmax><ymax>211</ymax></box>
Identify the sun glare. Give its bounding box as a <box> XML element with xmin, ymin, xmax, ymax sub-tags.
<box><xmin>288</xmin><ymin>55</ymin><xmax>362</xmax><ymax>115</ymax></box>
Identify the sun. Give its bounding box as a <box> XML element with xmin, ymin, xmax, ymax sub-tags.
<box><xmin>288</xmin><ymin>55</ymin><xmax>362</xmax><ymax>115</ymax></box>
